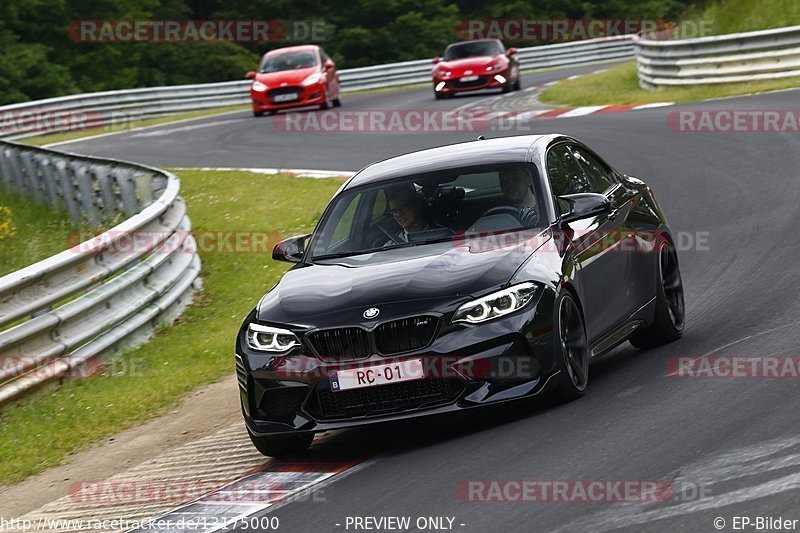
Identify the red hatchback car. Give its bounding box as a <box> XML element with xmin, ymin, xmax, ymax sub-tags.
<box><xmin>432</xmin><ymin>39</ymin><xmax>520</xmax><ymax>99</ymax></box>
<box><xmin>246</xmin><ymin>45</ymin><xmax>341</xmax><ymax>116</ymax></box>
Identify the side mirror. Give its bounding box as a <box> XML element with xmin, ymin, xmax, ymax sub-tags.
<box><xmin>558</xmin><ymin>193</ymin><xmax>611</xmax><ymax>224</ymax></box>
<box><xmin>323</xmin><ymin>59</ymin><xmax>334</xmax><ymax>70</ymax></box>
<box><xmin>245</xmin><ymin>71</ymin><xmax>256</xmax><ymax>79</ymax></box>
<box><xmin>507</xmin><ymin>47</ymin><xmax>517</xmax><ymax>56</ymax></box>
<box><xmin>273</xmin><ymin>234</ymin><xmax>310</xmax><ymax>263</ymax></box>
<box><xmin>432</xmin><ymin>57</ymin><xmax>441</xmax><ymax>64</ymax></box>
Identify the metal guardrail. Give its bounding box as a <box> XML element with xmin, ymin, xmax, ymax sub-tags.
<box><xmin>636</xmin><ymin>25</ymin><xmax>800</xmax><ymax>89</ymax></box>
<box><xmin>0</xmin><ymin>35</ymin><xmax>634</xmax><ymax>139</ymax></box>
<box><xmin>0</xmin><ymin>139</ymin><xmax>201</xmax><ymax>406</ymax></box>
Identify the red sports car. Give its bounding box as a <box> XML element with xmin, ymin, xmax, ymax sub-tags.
<box><xmin>432</xmin><ymin>39</ymin><xmax>520</xmax><ymax>99</ymax></box>
<box><xmin>246</xmin><ymin>45</ymin><xmax>341</xmax><ymax>116</ymax></box>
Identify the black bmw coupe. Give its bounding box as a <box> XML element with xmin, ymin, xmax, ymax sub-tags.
<box><xmin>236</xmin><ymin>134</ymin><xmax>685</xmax><ymax>456</ymax></box>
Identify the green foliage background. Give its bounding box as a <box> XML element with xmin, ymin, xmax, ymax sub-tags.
<box><xmin>0</xmin><ymin>0</ymin><xmax>696</xmax><ymax>105</ymax></box>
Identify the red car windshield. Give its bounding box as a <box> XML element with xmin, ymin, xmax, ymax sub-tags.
<box><xmin>259</xmin><ymin>51</ymin><xmax>318</xmax><ymax>73</ymax></box>
<box><xmin>443</xmin><ymin>41</ymin><xmax>504</xmax><ymax>60</ymax></box>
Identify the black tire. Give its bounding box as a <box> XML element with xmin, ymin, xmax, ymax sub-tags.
<box><xmin>501</xmin><ymin>82</ymin><xmax>512</xmax><ymax>93</ymax></box>
<box><xmin>553</xmin><ymin>291</ymin><xmax>589</xmax><ymax>402</ymax></box>
<box><xmin>248</xmin><ymin>432</ymin><xmax>313</xmax><ymax>457</ymax></box>
<box><xmin>630</xmin><ymin>237</ymin><xmax>685</xmax><ymax>349</ymax></box>
<box><xmin>253</xmin><ymin>111</ymin><xmax>264</xmax><ymax>117</ymax></box>
<box><xmin>513</xmin><ymin>77</ymin><xmax>522</xmax><ymax>91</ymax></box>
<box><xmin>267</xmin><ymin>110</ymin><xmax>277</xmax><ymax>116</ymax></box>
<box><xmin>434</xmin><ymin>91</ymin><xmax>444</xmax><ymax>100</ymax></box>
<box><xmin>320</xmin><ymin>88</ymin><xmax>332</xmax><ymax>110</ymax></box>
<box><xmin>332</xmin><ymin>98</ymin><xmax>341</xmax><ymax>107</ymax></box>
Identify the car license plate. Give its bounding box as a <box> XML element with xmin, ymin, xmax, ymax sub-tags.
<box><xmin>460</xmin><ymin>75</ymin><xmax>479</xmax><ymax>82</ymax></box>
<box><xmin>273</xmin><ymin>93</ymin><xmax>298</xmax><ymax>102</ymax></box>
<box><xmin>330</xmin><ymin>359</ymin><xmax>424</xmax><ymax>392</ymax></box>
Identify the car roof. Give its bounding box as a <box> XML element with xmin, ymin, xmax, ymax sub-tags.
<box><xmin>447</xmin><ymin>38</ymin><xmax>503</xmax><ymax>46</ymax></box>
<box><xmin>265</xmin><ymin>45</ymin><xmax>319</xmax><ymax>55</ymax></box>
<box><xmin>344</xmin><ymin>134</ymin><xmax>569</xmax><ymax>189</ymax></box>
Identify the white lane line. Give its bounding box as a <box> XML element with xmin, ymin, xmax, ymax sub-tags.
<box><xmin>632</xmin><ymin>102</ymin><xmax>675</xmax><ymax>110</ymax></box>
<box><xmin>665</xmin><ymin>321</ymin><xmax>800</xmax><ymax>376</ymax></box>
<box><xmin>42</xmin><ymin>109</ymin><xmax>248</xmax><ymax>148</ymax></box>
<box><xmin>559</xmin><ymin>106</ymin><xmax>608</xmax><ymax>118</ymax></box>
<box><xmin>552</xmin><ymin>434</ymin><xmax>800</xmax><ymax>532</ymax></box>
<box><xmin>129</xmin><ymin>119</ymin><xmax>244</xmax><ymax>137</ymax></box>
<box><xmin>171</xmin><ymin>167</ymin><xmax>355</xmax><ymax>179</ymax></box>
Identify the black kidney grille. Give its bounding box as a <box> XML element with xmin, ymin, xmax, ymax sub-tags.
<box><xmin>310</xmin><ymin>378</ymin><xmax>463</xmax><ymax>419</ymax></box>
<box><xmin>375</xmin><ymin>316</ymin><xmax>438</xmax><ymax>355</ymax></box>
<box><xmin>307</xmin><ymin>327</ymin><xmax>371</xmax><ymax>361</ymax></box>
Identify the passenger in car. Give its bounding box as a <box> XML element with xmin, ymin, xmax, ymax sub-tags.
<box><xmin>499</xmin><ymin>168</ymin><xmax>539</xmax><ymax>226</ymax></box>
<box><xmin>385</xmin><ymin>184</ymin><xmax>444</xmax><ymax>244</ymax></box>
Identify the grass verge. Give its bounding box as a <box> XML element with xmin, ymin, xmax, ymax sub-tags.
<box><xmin>539</xmin><ymin>61</ymin><xmax>800</xmax><ymax>107</ymax></box>
<box><xmin>0</xmin><ymin>170</ymin><xmax>342</xmax><ymax>486</ymax></box>
<box><xmin>0</xmin><ymin>190</ymin><xmax>77</xmax><ymax>277</ymax></box>
<box><xmin>682</xmin><ymin>0</ymin><xmax>800</xmax><ymax>35</ymax></box>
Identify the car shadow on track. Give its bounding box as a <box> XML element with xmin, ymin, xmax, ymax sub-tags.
<box><xmin>293</xmin><ymin>340</ymin><xmax>691</xmax><ymax>463</ymax></box>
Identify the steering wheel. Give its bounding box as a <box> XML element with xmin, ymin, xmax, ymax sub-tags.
<box><xmin>481</xmin><ymin>206</ymin><xmax>524</xmax><ymax>220</ymax></box>
<box><xmin>375</xmin><ymin>221</ymin><xmax>404</xmax><ymax>245</ymax></box>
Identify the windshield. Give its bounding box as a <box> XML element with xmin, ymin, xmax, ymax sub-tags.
<box><xmin>308</xmin><ymin>163</ymin><xmax>546</xmax><ymax>260</ymax></box>
<box><xmin>443</xmin><ymin>41</ymin><xmax>505</xmax><ymax>60</ymax></box>
<box><xmin>259</xmin><ymin>51</ymin><xmax>318</xmax><ymax>73</ymax></box>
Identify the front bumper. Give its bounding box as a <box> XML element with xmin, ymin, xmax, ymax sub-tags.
<box><xmin>237</xmin><ymin>289</ymin><xmax>558</xmax><ymax>436</ymax></box>
<box><xmin>250</xmin><ymin>83</ymin><xmax>326</xmax><ymax>112</ymax></box>
<box><xmin>433</xmin><ymin>71</ymin><xmax>510</xmax><ymax>94</ymax></box>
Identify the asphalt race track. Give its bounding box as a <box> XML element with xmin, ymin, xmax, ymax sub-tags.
<box><xmin>61</xmin><ymin>65</ymin><xmax>800</xmax><ymax>531</ymax></box>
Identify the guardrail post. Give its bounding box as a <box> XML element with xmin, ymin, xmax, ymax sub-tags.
<box><xmin>71</xmin><ymin>160</ymin><xmax>101</xmax><ymax>226</ymax></box>
<box><xmin>115</xmin><ymin>167</ymin><xmax>142</xmax><ymax>217</ymax></box>
<box><xmin>52</xmin><ymin>158</ymin><xmax>83</xmax><ymax>223</ymax></box>
<box><xmin>36</xmin><ymin>154</ymin><xmax>62</xmax><ymax>207</ymax></box>
<box><xmin>0</xmin><ymin>147</ymin><xmax>15</xmax><ymax>191</ymax></box>
<box><xmin>5</xmin><ymin>147</ymin><xmax>26</xmax><ymax>194</ymax></box>
<box><xmin>93</xmin><ymin>163</ymin><xmax>120</xmax><ymax>221</ymax></box>
<box><xmin>19</xmin><ymin>151</ymin><xmax>48</xmax><ymax>204</ymax></box>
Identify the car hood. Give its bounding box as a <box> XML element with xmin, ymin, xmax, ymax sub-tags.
<box><xmin>257</xmin><ymin>233</ymin><xmax>549</xmax><ymax>326</ymax></box>
<box><xmin>255</xmin><ymin>66</ymin><xmax>318</xmax><ymax>86</ymax></box>
<box><xmin>438</xmin><ymin>55</ymin><xmax>506</xmax><ymax>73</ymax></box>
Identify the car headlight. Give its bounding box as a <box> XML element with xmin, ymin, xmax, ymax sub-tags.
<box><xmin>252</xmin><ymin>81</ymin><xmax>268</xmax><ymax>92</ymax></box>
<box><xmin>436</xmin><ymin>68</ymin><xmax>451</xmax><ymax>77</ymax></box>
<box><xmin>301</xmin><ymin>73</ymin><xmax>321</xmax><ymax>86</ymax></box>
<box><xmin>246</xmin><ymin>323</ymin><xmax>300</xmax><ymax>352</ymax></box>
<box><xmin>452</xmin><ymin>282</ymin><xmax>538</xmax><ymax>324</ymax></box>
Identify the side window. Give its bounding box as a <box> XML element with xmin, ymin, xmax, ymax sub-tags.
<box><xmin>320</xmin><ymin>49</ymin><xmax>330</xmax><ymax>63</ymax></box>
<box><xmin>329</xmin><ymin>193</ymin><xmax>361</xmax><ymax>246</ymax></box>
<box><xmin>372</xmin><ymin>190</ymin><xmax>387</xmax><ymax>219</ymax></box>
<box><xmin>570</xmin><ymin>146</ymin><xmax>615</xmax><ymax>193</ymax></box>
<box><xmin>546</xmin><ymin>145</ymin><xmax>592</xmax><ymax>198</ymax></box>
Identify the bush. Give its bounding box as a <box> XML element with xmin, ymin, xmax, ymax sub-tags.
<box><xmin>0</xmin><ymin>205</ymin><xmax>15</xmax><ymax>241</ymax></box>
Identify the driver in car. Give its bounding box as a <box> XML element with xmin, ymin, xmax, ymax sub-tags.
<box><xmin>499</xmin><ymin>167</ymin><xmax>539</xmax><ymax>226</ymax></box>
<box><xmin>385</xmin><ymin>184</ymin><xmax>441</xmax><ymax>244</ymax></box>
